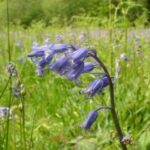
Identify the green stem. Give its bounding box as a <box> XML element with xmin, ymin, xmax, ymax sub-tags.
<box><xmin>20</xmin><ymin>96</ymin><xmax>27</xmax><ymax>150</ymax></box>
<box><xmin>90</xmin><ymin>53</ymin><xmax>127</xmax><ymax>150</ymax></box>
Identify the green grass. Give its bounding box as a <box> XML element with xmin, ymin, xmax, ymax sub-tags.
<box><xmin>0</xmin><ymin>25</ymin><xmax>150</xmax><ymax>150</ymax></box>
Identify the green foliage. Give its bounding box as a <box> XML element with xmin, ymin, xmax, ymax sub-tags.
<box><xmin>0</xmin><ymin>0</ymin><xmax>149</xmax><ymax>27</ymax></box>
<box><xmin>0</xmin><ymin>25</ymin><xmax>150</xmax><ymax>149</ymax></box>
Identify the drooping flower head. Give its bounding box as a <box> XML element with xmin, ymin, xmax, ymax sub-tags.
<box><xmin>81</xmin><ymin>74</ymin><xmax>109</xmax><ymax>98</ymax></box>
<box><xmin>81</xmin><ymin>110</ymin><xmax>98</xmax><ymax>129</ymax></box>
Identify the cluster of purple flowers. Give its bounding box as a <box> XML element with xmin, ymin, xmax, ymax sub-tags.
<box><xmin>27</xmin><ymin>42</ymin><xmax>110</xmax><ymax>129</ymax></box>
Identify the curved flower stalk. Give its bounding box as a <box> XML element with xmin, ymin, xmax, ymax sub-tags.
<box><xmin>89</xmin><ymin>53</ymin><xmax>127</xmax><ymax>150</ymax></box>
<box><xmin>27</xmin><ymin>42</ymin><xmax>127</xmax><ymax>150</ymax></box>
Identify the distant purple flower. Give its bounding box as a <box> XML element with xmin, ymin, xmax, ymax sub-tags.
<box><xmin>81</xmin><ymin>110</ymin><xmax>98</xmax><ymax>129</ymax></box>
<box><xmin>82</xmin><ymin>62</ymin><xmax>95</xmax><ymax>73</ymax></box>
<box><xmin>81</xmin><ymin>74</ymin><xmax>109</xmax><ymax>98</ymax></box>
<box><xmin>56</xmin><ymin>34</ymin><xmax>63</xmax><ymax>42</ymax></box>
<box><xmin>0</xmin><ymin>107</ymin><xmax>9</xmax><ymax>117</ymax></box>
<box><xmin>70</xmin><ymin>48</ymin><xmax>89</xmax><ymax>64</ymax></box>
<box><xmin>0</xmin><ymin>107</ymin><xmax>12</xmax><ymax>118</ymax></box>
<box><xmin>5</xmin><ymin>63</ymin><xmax>15</xmax><ymax>74</ymax></box>
<box><xmin>65</xmin><ymin>62</ymin><xmax>84</xmax><ymax>80</ymax></box>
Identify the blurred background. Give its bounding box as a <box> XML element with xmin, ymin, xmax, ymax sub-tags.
<box><xmin>0</xmin><ymin>0</ymin><xmax>150</xmax><ymax>28</ymax></box>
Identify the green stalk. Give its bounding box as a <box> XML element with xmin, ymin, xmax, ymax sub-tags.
<box><xmin>90</xmin><ymin>53</ymin><xmax>127</xmax><ymax>150</ymax></box>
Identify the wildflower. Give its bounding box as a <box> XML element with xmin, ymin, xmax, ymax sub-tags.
<box><xmin>70</xmin><ymin>48</ymin><xmax>89</xmax><ymax>64</ymax></box>
<box><xmin>44</xmin><ymin>54</ymin><xmax>54</xmax><ymax>63</ymax></box>
<box><xmin>82</xmin><ymin>62</ymin><xmax>95</xmax><ymax>73</ymax></box>
<box><xmin>6</xmin><ymin>63</ymin><xmax>17</xmax><ymax>77</ymax></box>
<box><xmin>0</xmin><ymin>107</ymin><xmax>12</xmax><ymax>118</ymax></box>
<box><xmin>81</xmin><ymin>110</ymin><xmax>98</xmax><ymax>129</ymax></box>
<box><xmin>81</xmin><ymin>74</ymin><xmax>109</xmax><ymax>98</ymax></box>
<box><xmin>36</xmin><ymin>67</ymin><xmax>45</xmax><ymax>76</ymax></box>
<box><xmin>50</xmin><ymin>55</ymin><xmax>69</xmax><ymax>74</ymax></box>
<box><xmin>27</xmin><ymin>51</ymin><xmax>45</xmax><ymax>57</ymax></box>
<box><xmin>5</xmin><ymin>63</ymin><xmax>15</xmax><ymax>74</ymax></box>
<box><xmin>12</xmin><ymin>69</ymin><xmax>18</xmax><ymax>77</ymax></box>
<box><xmin>12</xmin><ymin>83</ymin><xmax>25</xmax><ymax>97</ymax></box>
<box><xmin>56</xmin><ymin>34</ymin><xmax>63</xmax><ymax>42</ymax></box>
<box><xmin>50</xmin><ymin>44</ymin><xmax>67</xmax><ymax>53</ymax></box>
<box><xmin>65</xmin><ymin>62</ymin><xmax>84</xmax><ymax>81</ymax></box>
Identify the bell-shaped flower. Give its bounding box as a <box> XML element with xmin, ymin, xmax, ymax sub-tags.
<box><xmin>0</xmin><ymin>107</ymin><xmax>12</xmax><ymax>118</ymax></box>
<box><xmin>81</xmin><ymin>74</ymin><xmax>109</xmax><ymax>98</ymax></box>
<box><xmin>81</xmin><ymin>110</ymin><xmax>98</xmax><ymax>129</ymax></box>
<box><xmin>50</xmin><ymin>55</ymin><xmax>69</xmax><ymax>74</ymax></box>
<box><xmin>36</xmin><ymin>66</ymin><xmax>45</xmax><ymax>76</ymax></box>
<box><xmin>50</xmin><ymin>44</ymin><xmax>67</xmax><ymax>53</ymax></box>
<box><xmin>70</xmin><ymin>48</ymin><xmax>89</xmax><ymax>64</ymax></box>
<box><xmin>65</xmin><ymin>62</ymin><xmax>84</xmax><ymax>80</ymax></box>
<box><xmin>27</xmin><ymin>51</ymin><xmax>45</xmax><ymax>57</ymax></box>
<box><xmin>82</xmin><ymin>62</ymin><xmax>95</xmax><ymax>73</ymax></box>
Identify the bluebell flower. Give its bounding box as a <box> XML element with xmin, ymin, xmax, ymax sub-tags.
<box><xmin>27</xmin><ymin>51</ymin><xmax>45</xmax><ymax>57</ymax></box>
<box><xmin>81</xmin><ymin>110</ymin><xmax>98</xmax><ymax>129</ymax></box>
<box><xmin>81</xmin><ymin>74</ymin><xmax>109</xmax><ymax>98</ymax></box>
<box><xmin>55</xmin><ymin>34</ymin><xmax>63</xmax><ymax>42</ymax></box>
<box><xmin>65</xmin><ymin>62</ymin><xmax>84</xmax><ymax>80</ymax></box>
<box><xmin>50</xmin><ymin>55</ymin><xmax>69</xmax><ymax>74</ymax></box>
<box><xmin>32</xmin><ymin>43</ymin><xmax>40</xmax><ymax>51</ymax></box>
<box><xmin>0</xmin><ymin>107</ymin><xmax>12</xmax><ymax>118</ymax></box>
<box><xmin>38</xmin><ymin>58</ymin><xmax>48</xmax><ymax>68</ymax></box>
<box><xmin>36</xmin><ymin>67</ymin><xmax>45</xmax><ymax>76</ymax></box>
<box><xmin>45</xmin><ymin>54</ymin><xmax>54</xmax><ymax>63</ymax></box>
<box><xmin>82</xmin><ymin>62</ymin><xmax>95</xmax><ymax>73</ymax></box>
<box><xmin>70</xmin><ymin>48</ymin><xmax>89</xmax><ymax>64</ymax></box>
<box><xmin>50</xmin><ymin>44</ymin><xmax>67</xmax><ymax>53</ymax></box>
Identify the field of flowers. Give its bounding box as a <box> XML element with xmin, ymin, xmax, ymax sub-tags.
<box><xmin>0</xmin><ymin>24</ymin><xmax>150</xmax><ymax>150</ymax></box>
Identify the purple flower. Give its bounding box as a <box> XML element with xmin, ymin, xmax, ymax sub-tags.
<box><xmin>0</xmin><ymin>107</ymin><xmax>9</xmax><ymax>117</ymax></box>
<box><xmin>27</xmin><ymin>51</ymin><xmax>45</xmax><ymax>57</ymax></box>
<box><xmin>50</xmin><ymin>44</ymin><xmax>67</xmax><ymax>53</ymax></box>
<box><xmin>82</xmin><ymin>62</ymin><xmax>95</xmax><ymax>73</ymax></box>
<box><xmin>50</xmin><ymin>55</ymin><xmax>69</xmax><ymax>74</ymax></box>
<box><xmin>55</xmin><ymin>34</ymin><xmax>63</xmax><ymax>42</ymax></box>
<box><xmin>81</xmin><ymin>110</ymin><xmax>98</xmax><ymax>129</ymax></box>
<box><xmin>45</xmin><ymin>54</ymin><xmax>54</xmax><ymax>63</ymax></box>
<box><xmin>70</xmin><ymin>48</ymin><xmax>89</xmax><ymax>64</ymax></box>
<box><xmin>81</xmin><ymin>74</ymin><xmax>109</xmax><ymax>98</ymax></box>
<box><xmin>37</xmin><ymin>53</ymin><xmax>54</xmax><ymax>68</ymax></box>
<box><xmin>65</xmin><ymin>62</ymin><xmax>84</xmax><ymax>80</ymax></box>
<box><xmin>36</xmin><ymin>67</ymin><xmax>45</xmax><ymax>76</ymax></box>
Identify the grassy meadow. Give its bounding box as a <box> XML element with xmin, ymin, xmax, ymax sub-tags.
<box><xmin>0</xmin><ymin>22</ymin><xmax>150</xmax><ymax>150</ymax></box>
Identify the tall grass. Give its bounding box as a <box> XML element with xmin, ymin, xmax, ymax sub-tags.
<box><xmin>0</xmin><ymin>22</ymin><xmax>150</xmax><ymax>149</ymax></box>
<box><xmin>0</xmin><ymin>1</ymin><xmax>150</xmax><ymax>149</ymax></box>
